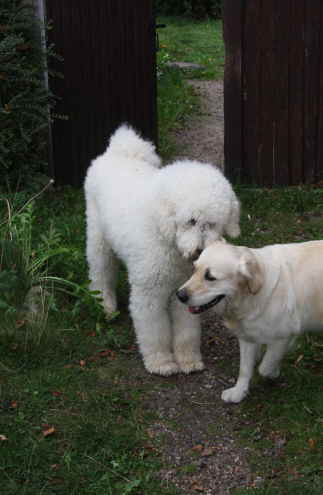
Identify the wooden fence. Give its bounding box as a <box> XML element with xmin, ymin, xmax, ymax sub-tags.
<box><xmin>46</xmin><ymin>0</ymin><xmax>157</xmax><ymax>186</ymax></box>
<box><xmin>223</xmin><ymin>0</ymin><xmax>323</xmax><ymax>186</ymax></box>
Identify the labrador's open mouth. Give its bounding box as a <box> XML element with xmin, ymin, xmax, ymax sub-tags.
<box><xmin>188</xmin><ymin>294</ymin><xmax>225</xmax><ymax>314</ymax></box>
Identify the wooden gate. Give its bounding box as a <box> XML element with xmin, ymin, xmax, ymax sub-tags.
<box><xmin>224</xmin><ymin>0</ymin><xmax>323</xmax><ymax>186</ymax></box>
<box><xmin>46</xmin><ymin>0</ymin><xmax>157</xmax><ymax>186</ymax></box>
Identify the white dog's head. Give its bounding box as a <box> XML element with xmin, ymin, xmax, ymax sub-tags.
<box><xmin>152</xmin><ymin>161</ymin><xmax>241</xmax><ymax>261</ymax></box>
<box><xmin>176</xmin><ymin>241</ymin><xmax>264</xmax><ymax>313</ymax></box>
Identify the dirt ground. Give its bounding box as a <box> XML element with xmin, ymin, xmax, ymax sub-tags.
<box><xmin>140</xmin><ymin>81</ymin><xmax>259</xmax><ymax>494</ymax></box>
<box><xmin>172</xmin><ymin>80</ymin><xmax>225</xmax><ymax>169</ymax></box>
<box><xmin>141</xmin><ymin>313</ymin><xmax>257</xmax><ymax>495</ymax></box>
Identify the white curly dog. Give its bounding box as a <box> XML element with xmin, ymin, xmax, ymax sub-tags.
<box><xmin>84</xmin><ymin>125</ymin><xmax>240</xmax><ymax>376</ymax></box>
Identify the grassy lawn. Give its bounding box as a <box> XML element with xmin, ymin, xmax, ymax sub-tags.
<box><xmin>157</xmin><ymin>16</ymin><xmax>224</xmax><ymax>80</ymax></box>
<box><xmin>0</xmin><ymin>188</ymin><xmax>177</xmax><ymax>495</ymax></box>
<box><xmin>2</xmin><ymin>15</ymin><xmax>323</xmax><ymax>495</ymax></box>
<box><xmin>232</xmin><ymin>187</ymin><xmax>323</xmax><ymax>495</ymax></box>
<box><xmin>2</xmin><ymin>185</ymin><xmax>323</xmax><ymax>494</ymax></box>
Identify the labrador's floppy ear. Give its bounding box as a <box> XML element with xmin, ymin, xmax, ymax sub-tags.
<box><xmin>238</xmin><ymin>249</ymin><xmax>264</xmax><ymax>294</ymax></box>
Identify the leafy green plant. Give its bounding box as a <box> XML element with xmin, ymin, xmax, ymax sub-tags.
<box><xmin>0</xmin><ymin>0</ymin><xmax>57</xmax><ymax>188</ymax></box>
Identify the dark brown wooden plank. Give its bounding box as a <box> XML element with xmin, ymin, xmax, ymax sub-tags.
<box><xmin>46</xmin><ymin>0</ymin><xmax>156</xmax><ymax>186</ymax></box>
<box><xmin>303</xmin><ymin>0</ymin><xmax>321</xmax><ymax>184</ymax></box>
<box><xmin>316</xmin><ymin>1</ymin><xmax>323</xmax><ymax>183</ymax></box>
<box><xmin>242</xmin><ymin>0</ymin><xmax>262</xmax><ymax>184</ymax></box>
<box><xmin>288</xmin><ymin>0</ymin><xmax>305</xmax><ymax>184</ymax></box>
<box><xmin>257</xmin><ymin>0</ymin><xmax>275</xmax><ymax>186</ymax></box>
<box><xmin>273</xmin><ymin>0</ymin><xmax>290</xmax><ymax>185</ymax></box>
<box><xmin>223</xmin><ymin>0</ymin><xmax>244</xmax><ymax>183</ymax></box>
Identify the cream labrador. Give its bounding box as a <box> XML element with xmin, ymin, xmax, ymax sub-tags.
<box><xmin>176</xmin><ymin>240</ymin><xmax>323</xmax><ymax>403</ymax></box>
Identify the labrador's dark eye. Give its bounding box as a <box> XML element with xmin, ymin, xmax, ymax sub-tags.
<box><xmin>205</xmin><ymin>269</ymin><xmax>216</xmax><ymax>281</ymax></box>
<box><xmin>188</xmin><ymin>218</ymin><xmax>197</xmax><ymax>226</ymax></box>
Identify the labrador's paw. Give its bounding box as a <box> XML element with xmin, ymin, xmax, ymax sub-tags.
<box><xmin>221</xmin><ymin>386</ymin><xmax>248</xmax><ymax>403</ymax></box>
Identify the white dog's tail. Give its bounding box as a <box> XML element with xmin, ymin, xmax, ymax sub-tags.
<box><xmin>108</xmin><ymin>124</ymin><xmax>161</xmax><ymax>168</ymax></box>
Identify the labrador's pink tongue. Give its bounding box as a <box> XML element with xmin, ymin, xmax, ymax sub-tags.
<box><xmin>189</xmin><ymin>306</ymin><xmax>199</xmax><ymax>314</ymax></box>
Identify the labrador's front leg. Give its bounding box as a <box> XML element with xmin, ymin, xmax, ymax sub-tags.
<box><xmin>258</xmin><ymin>338</ymin><xmax>291</xmax><ymax>379</ymax></box>
<box><xmin>221</xmin><ymin>339</ymin><xmax>260</xmax><ymax>403</ymax></box>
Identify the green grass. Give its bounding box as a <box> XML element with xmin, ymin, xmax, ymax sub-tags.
<box><xmin>157</xmin><ymin>16</ymin><xmax>224</xmax><ymax>80</ymax></box>
<box><xmin>157</xmin><ymin>65</ymin><xmax>198</xmax><ymax>158</ymax></box>
<box><xmin>0</xmin><ymin>189</ymin><xmax>176</xmax><ymax>495</ymax></box>
<box><xmin>2</xmin><ymin>185</ymin><xmax>323</xmax><ymax>494</ymax></box>
<box><xmin>232</xmin><ymin>186</ymin><xmax>323</xmax><ymax>494</ymax></box>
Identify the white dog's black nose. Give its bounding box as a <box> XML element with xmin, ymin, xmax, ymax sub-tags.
<box><xmin>176</xmin><ymin>288</ymin><xmax>189</xmax><ymax>303</ymax></box>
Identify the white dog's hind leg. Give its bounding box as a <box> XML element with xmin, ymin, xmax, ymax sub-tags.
<box><xmin>258</xmin><ymin>339</ymin><xmax>291</xmax><ymax>379</ymax></box>
<box><xmin>221</xmin><ymin>340</ymin><xmax>260</xmax><ymax>403</ymax></box>
<box><xmin>130</xmin><ymin>288</ymin><xmax>180</xmax><ymax>376</ymax></box>
<box><xmin>171</xmin><ymin>299</ymin><xmax>204</xmax><ymax>374</ymax></box>
<box><xmin>86</xmin><ymin>198</ymin><xmax>118</xmax><ymax>314</ymax></box>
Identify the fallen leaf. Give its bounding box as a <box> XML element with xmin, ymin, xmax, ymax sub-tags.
<box><xmin>294</xmin><ymin>354</ymin><xmax>304</xmax><ymax>365</ymax></box>
<box><xmin>308</xmin><ymin>438</ymin><xmax>316</xmax><ymax>449</ymax></box>
<box><xmin>192</xmin><ymin>444</ymin><xmax>204</xmax><ymax>452</ymax></box>
<box><xmin>98</xmin><ymin>349</ymin><xmax>114</xmax><ymax>357</ymax></box>
<box><xmin>191</xmin><ymin>481</ymin><xmax>205</xmax><ymax>492</ymax></box>
<box><xmin>42</xmin><ymin>426</ymin><xmax>56</xmax><ymax>437</ymax></box>
<box><xmin>87</xmin><ymin>331</ymin><xmax>96</xmax><ymax>337</ymax></box>
<box><xmin>51</xmin><ymin>391</ymin><xmax>62</xmax><ymax>398</ymax></box>
<box><xmin>201</xmin><ymin>446</ymin><xmax>216</xmax><ymax>457</ymax></box>
<box><xmin>16</xmin><ymin>320</ymin><xmax>26</xmax><ymax>328</ymax></box>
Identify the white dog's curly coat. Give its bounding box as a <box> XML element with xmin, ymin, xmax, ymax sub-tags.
<box><xmin>84</xmin><ymin>125</ymin><xmax>240</xmax><ymax>375</ymax></box>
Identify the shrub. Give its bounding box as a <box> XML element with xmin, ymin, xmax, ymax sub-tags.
<box><xmin>0</xmin><ymin>0</ymin><xmax>56</xmax><ymax>189</ymax></box>
<box><xmin>156</xmin><ymin>0</ymin><xmax>223</xmax><ymax>19</ymax></box>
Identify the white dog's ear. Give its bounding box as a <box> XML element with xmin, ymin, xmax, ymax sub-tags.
<box><xmin>238</xmin><ymin>250</ymin><xmax>264</xmax><ymax>294</ymax></box>
<box><xmin>154</xmin><ymin>198</ymin><xmax>177</xmax><ymax>242</ymax></box>
<box><xmin>224</xmin><ymin>197</ymin><xmax>241</xmax><ymax>238</ymax></box>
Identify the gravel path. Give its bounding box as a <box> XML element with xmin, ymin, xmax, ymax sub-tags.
<box><xmin>140</xmin><ymin>80</ymin><xmax>260</xmax><ymax>494</ymax></box>
<box><xmin>172</xmin><ymin>80</ymin><xmax>225</xmax><ymax>169</ymax></box>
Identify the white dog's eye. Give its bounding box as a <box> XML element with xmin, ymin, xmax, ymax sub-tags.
<box><xmin>188</xmin><ymin>218</ymin><xmax>197</xmax><ymax>226</ymax></box>
<box><xmin>205</xmin><ymin>269</ymin><xmax>216</xmax><ymax>281</ymax></box>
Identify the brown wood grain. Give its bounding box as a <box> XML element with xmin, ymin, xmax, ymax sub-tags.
<box><xmin>223</xmin><ymin>0</ymin><xmax>244</xmax><ymax>182</ymax></box>
<box><xmin>46</xmin><ymin>0</ymin><xmax>157</xmax><ymax>186</ymax></box>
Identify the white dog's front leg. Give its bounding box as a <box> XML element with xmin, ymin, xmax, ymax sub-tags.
<box><xmin>221</xmin><ymin>339</ymin><xmax>260</xmax><ymax>403</ymax></box>
<box><xmin>258</xmin><ymin>338</ymin><xmax>291</xmax><ymax>379</ymax></box>
<box><xmin>86</xmin><ymin>196</ymin><xmax>118</xmax><ymax>314</ymax></box>
<box><xmin>171</xmin><ymin>299</ymin><xmax>204</xmax><ymax>374</ymax></box>
<box><xmin>130</xmin><ymin>288</ymin><xmax>179</xmax><ymax>376</ymax></box>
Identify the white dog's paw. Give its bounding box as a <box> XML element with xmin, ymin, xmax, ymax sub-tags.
<box><xmin>258</xmin><ymin>363</ymin><xmax>280</xmax><ymax>379</ymax></box>
<box><xmin>177</xmin><ymin>357</ymin><xmax>205</xmax><ymax>374</ymax></box>
<box><xmin>221</xmin><ymin>386</ymin><xmax>248</xmax><ymax>403</ymax></box>
<box><xmin>102</xmin><ymin>297</ymin><xmax>117</xmax><ymax>315</ymax></box>
<box><xmin>144</xmin><ymin>354</ymin><xmax>180</xmax><ymax>376</ymax></box>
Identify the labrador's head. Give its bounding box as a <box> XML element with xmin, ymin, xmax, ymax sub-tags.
<box><xmin>176</xmin><ymin>241</ymin><xmax>264</xmax><ymax>314</ymax></box>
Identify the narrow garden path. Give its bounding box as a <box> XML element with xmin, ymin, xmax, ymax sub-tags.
<box><xmin>172</xmin><ymin>80</ymin><xmax>225</xmax><ymax>169</ymax></box>
<box><xmin>139</xmin><ymin>80</ymin><xmax>260</xmax><ymax>494</ymax></box>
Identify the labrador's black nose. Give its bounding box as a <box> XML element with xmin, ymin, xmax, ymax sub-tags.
<box><xmin>176</xmin><ymin>288</ymin><xmax>189</xmax><ymax>303</ymax></box>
